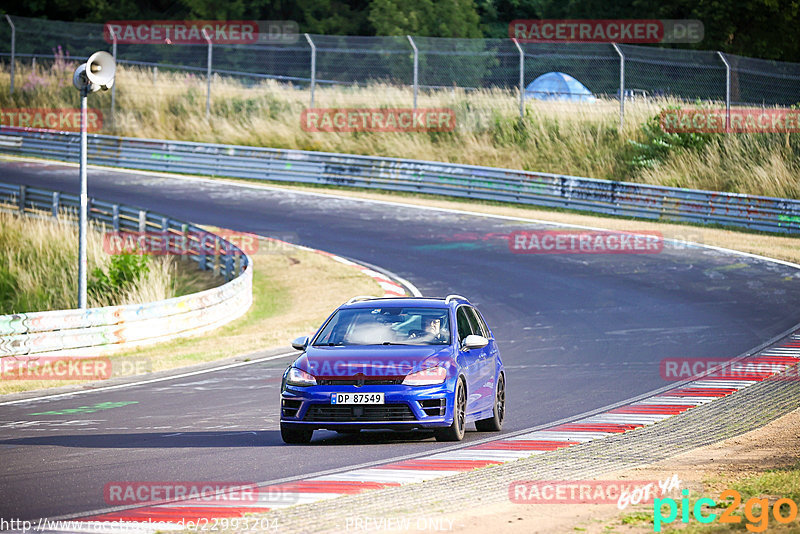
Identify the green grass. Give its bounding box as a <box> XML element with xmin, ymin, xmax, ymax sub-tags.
<box><xmin>1</xmin><ymin>61</ymin><xmax>798</xmax><ymax>199</ymax></box>
<box><xmin>0</xmin><ymin>210</ymin><xmax>217</xmax><ymax>314</ymax></box>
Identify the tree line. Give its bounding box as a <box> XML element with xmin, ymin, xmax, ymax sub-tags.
<box><xmin>3</xmin><ymin>0</ymin><xmax>798</xmax><ymax>61</ymax></box>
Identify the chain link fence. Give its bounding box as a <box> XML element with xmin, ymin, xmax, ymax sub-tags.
<box><xmin>1</xmin><ymin>15</ymin><xmax>800</xmax><ymax>126</ymax></box>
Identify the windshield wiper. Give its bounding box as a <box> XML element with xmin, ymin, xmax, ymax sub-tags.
<box><xmin>381</xmin><ymin>341</ymin><xmax>410</xmax><ymax>345</ymax></box>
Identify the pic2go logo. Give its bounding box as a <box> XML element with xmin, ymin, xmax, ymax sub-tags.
<box><xmin>654</xmin><ymin>489</ymin><xmax>800</xmax><ymax>532</ymax></box>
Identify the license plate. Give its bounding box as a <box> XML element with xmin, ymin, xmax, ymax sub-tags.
<box><xmin>331</xmin><ymin>392</ymin><xmax>384</xmax><ymax>405</ymax></box>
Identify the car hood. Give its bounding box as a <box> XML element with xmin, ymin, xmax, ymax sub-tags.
<box><xmin>295</xmin><ymin>345</ymin><xmax>453</xmax><ymax>378</ymax></box>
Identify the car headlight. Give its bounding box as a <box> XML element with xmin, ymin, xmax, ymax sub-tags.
<box><xmin>286</xmin><ymin>367</ymin><xmax>317</xmax><ymax>387</ymax></box>
<box><xmin>403</xmin><ymin>366</ymin><xmax>447</xmax><ymax>386</ymax></box>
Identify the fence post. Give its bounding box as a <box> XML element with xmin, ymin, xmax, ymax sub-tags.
<box><xmin>304</xmin><ymin>33</ymin><xmax>316</xmax><ymax>108</ymax></box>
<box><xmin>5</xmin><ymin>15</ymin><xmax>14</xmax><ymax>94</ymax></box>
<box><xmin>612</xmin><ymin>43</ymin><xmax>625</xmax><ymax>130</ymax></box>
<box><xmin>153</xmin><ymin>66</ymin><xmax>157</xmax><ymax>84</ymax></box>
<box><xmin>717</xmin><ymin>51</ymin><xmax>731</xmax><ymax>132</ymax></box>
<box><xmin>512</xmin><ymin>38</ymin><xmax>525</xmax><ymax>120</ymax></box>
<box><xmin>109</xmin><ymin>27</ymin><xmax>117</xmax><ymax>123</ymax></box>
<box><xmin>407</xmin><ymin>35</ymin><xmax>418</xmax><ymax>111</ymax></box>
<box><xmin>202</xmin><ymin>29</ymin><xmax>212</xmax><ymax>117</ymax></box>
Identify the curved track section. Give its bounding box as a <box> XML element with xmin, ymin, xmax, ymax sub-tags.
<box><xmin>1</xmin><ymin>159</ymin><xmax>799</xmax><ymax>522</ymax></box>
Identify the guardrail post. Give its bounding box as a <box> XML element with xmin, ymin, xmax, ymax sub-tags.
<box><xmin>18</xmin><ymin>184</ymin><xmax>26</xmax><ymax>214</ymax></box>
<box><xmin>512</xmin><ymin>38</ymin><xmax>525</xmax><ymax>121</ymax></box>
<box><xmin>224</xmin><ymin>254</ymin><xmax>233</xmax><ymax>280</ymax></box>
<box><xmin>213</xmin><ymin>236</ymin><xmax>221</xmax><ymax>275</ymax></box>
<box><xmin>138</xmin><ymin>210</ymin><xmax>147</xmax><ymax>232</ymax></box>
<box><xmin>407</xmin><ymin>36</ymin><xmax>418</xmax><ymax>111</ymax></box>
<box><xmin>160</xmin><ymin>216</ymin><xmax>168</xmax><ymax>254</ymax></box>
<box><xmin>717</xmin><ymin>51</ymin><xmax>731</xmax><ymax>132</ymax></box>
<box><xmin>153</xmin><ymin>66</ymin><xmax>158</xmax><ymax>84</ymax></box>
<box><xmin>304</xmin><ymin>33</ymin><xmax>316</xmax><ymax>108</ymax></box>
<box><xmin>180</xmin><ymin>223</ymin><xmax>189</xmax><ymax>261</ymax></box>
<box><xmin>5</xmin><ymin>15</ymin><xmax>14</xmax><ymax>94</ymax></box>
<box><xmin>112</xmin><ymin>204</ymin><xmax>119</xmax><ymax>230</ymax></box>
<box><xmin>612</xmin><ymin>43</ymin><xmax>625</xmax><ymax>131</ymax></box>
<box><xmin>52</xmin><ymin>191</ymin><xmax>60</xmax><ymax>218</ymax></box>
<box><xmin>202</xmin><ymin>29</ymin><xmax>212</xmax><ymax>118</ymax></box>
<box><xmin>234</xmin><ymin>254</ymin><xmax>241</xmax><ymax>275</ymax></box>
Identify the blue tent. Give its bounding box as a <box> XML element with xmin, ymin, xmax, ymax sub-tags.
<box><xmin>525</xmin><ymin>72</ymin><xmax>596</xmax><ymax>102</ymax></box>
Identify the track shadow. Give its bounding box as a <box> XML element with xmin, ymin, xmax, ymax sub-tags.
<box><xmin>0</xmin><ymin>430</ymin><xmax>282</xmax><ymax>448</ymax></box>
<box><xmin>0</xmin><ymin>428</ymin><xmax>457</xmax><ymax>448</ymax></box>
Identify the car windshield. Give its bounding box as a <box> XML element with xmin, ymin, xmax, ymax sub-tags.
<box><xmin>313</xmin><ymin>307</ymin><xmax>451</xmax><ymax>346</ymax></box>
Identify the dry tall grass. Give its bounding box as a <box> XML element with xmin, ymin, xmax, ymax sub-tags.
<box><xmin>0</xmin><ymin>210</ymin><xmax>203</xmax><ymax>313</ymax></box>
<box><xmin>1</xmin><ymin>62</ymin><xmax>798</xmax><ymax>199</ymax></box>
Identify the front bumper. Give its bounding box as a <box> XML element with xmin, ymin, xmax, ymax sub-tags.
<box><xmin>280</xmin><ymin>383</ymin><xmax>452</xmax><ymax>430</ymax></box>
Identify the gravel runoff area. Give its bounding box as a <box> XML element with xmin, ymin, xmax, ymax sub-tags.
<box><xmin>227</xmin><ymin>336</ymin><xmax>800</xmax><ymax>534</ymax></box>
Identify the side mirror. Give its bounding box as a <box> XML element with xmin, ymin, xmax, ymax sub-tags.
<box><xmin>462</xmin><ymin>334</ymin><xmax>488</xmax><ymax>350</ymax></box>
<box><xmin>291</xmin><ymin>336</ymin><xmax>309</xmax><ymax>350</ymax></box>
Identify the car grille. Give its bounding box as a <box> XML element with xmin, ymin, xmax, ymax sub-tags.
<box><xmin>303</xmin><ymin>404</ymin><xmax>416</xmax><ymax>422</ymax></box>
<box><xmin>315</xmin><ymin>377</ymin><xmax>404</xmax><ymax>386</ymax></box>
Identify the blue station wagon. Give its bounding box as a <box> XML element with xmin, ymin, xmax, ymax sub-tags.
<box><xmin>280</xmin><ymin>295</ymin><xmax>505</xmax><ymax>443</ymax></box>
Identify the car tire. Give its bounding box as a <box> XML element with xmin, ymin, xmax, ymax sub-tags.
<box><xmin>281</xmin><ymin>424</ymin><xmax>313</xmax><ymax>444</ymax></box>
<box><xmin>435</xmin><ymin>378</ymin><xmax>466</xmax><ymax>442</ymax></box>
<box><xmin>475</xmin><ymin>373</ymin><xmax>505</xmax><ymax>432</ymax></box>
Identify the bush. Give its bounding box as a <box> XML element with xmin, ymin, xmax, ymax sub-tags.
<box><xmin>88</xmin><ymin>254</ymin><xmax>150</xmax><ymax>304</ymax></box>
<box><xmin>627</xmin><ymin>106</ymin><xmax>717</xmax><ymax>171</ymax></box>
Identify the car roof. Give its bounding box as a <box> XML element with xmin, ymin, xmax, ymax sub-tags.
<box><xmin>341</xmin><ymin>295</ymin><xmax>470</xmax><ymax>309</ymax></box>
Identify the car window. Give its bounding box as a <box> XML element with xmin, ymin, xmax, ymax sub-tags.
<box><xmin>313</xmin><ymin>307</ymin><xmax>451</xmax><ymax>346</ymax></box>
<box><xmin>477</xmin><ymin>310</ymin><xmax>492</xmax><ymax>338</ymax></box>
<box><xmin>456</xmin><ymin>307</ymin><xmax>473</xmax><ymax>342</ymax></box>
<box><xmin>467</xmin><ymin>307</ymin><xmax>489</xmax><ymax>338</ymax></box>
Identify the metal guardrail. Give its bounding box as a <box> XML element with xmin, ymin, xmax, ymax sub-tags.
<box><xmin>1</xmin><ymin>129</ymin><xmax>799</xmax><ymax>234</ymax></box>
<box><xmin>0</xmin><ymin>181</ymin><xmax>253</xmax><ymax>357</ymax></box>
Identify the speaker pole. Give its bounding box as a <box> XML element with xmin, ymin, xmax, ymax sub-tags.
<box><xmin>78</xmin><ymin>84</ymin><xmax>88</xmax><ymax>309</ymax></box>
<box><xmin>72</xmin><ymin>50</ymin><xmax>116</xmax><ymax>310</ymax></box>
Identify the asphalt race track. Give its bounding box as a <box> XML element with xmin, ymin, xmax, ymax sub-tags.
<box><xmin>2</xmin><ymin>159</ymin><xmax>799</xmax><ymax>521</ymax></box>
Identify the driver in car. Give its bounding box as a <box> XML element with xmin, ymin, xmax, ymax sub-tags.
<box><xmin>410</xmin><ymin>315</ymin><xmax>448</xmax><ymax>343</ymax></box>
